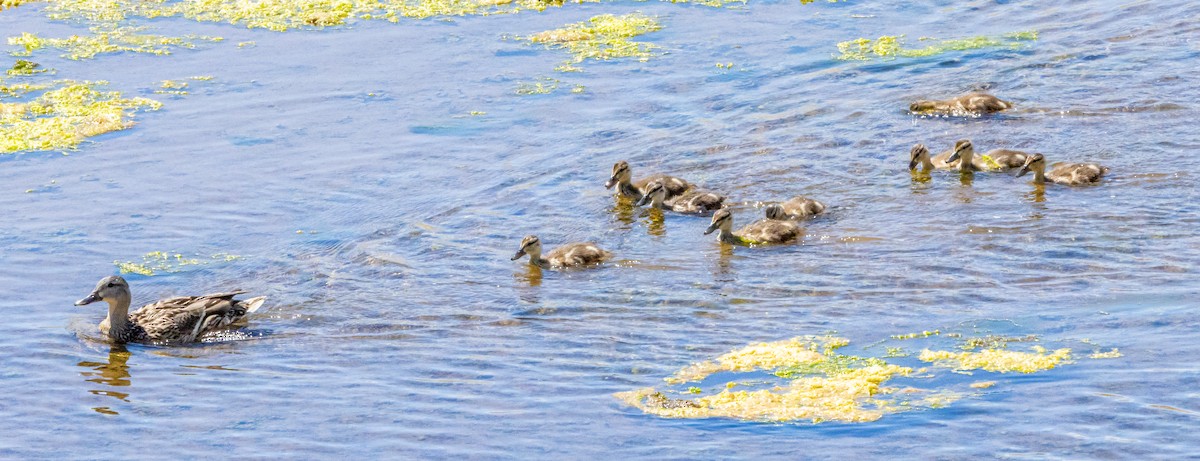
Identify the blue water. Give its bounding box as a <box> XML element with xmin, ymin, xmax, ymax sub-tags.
<box><xmin>2</xmin><ymin>1</ymin><xmax>1199</xmax><ymax>458</ymax></box>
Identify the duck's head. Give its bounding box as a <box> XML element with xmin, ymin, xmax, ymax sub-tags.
<box><xmin>634</xmin><ymin>180</ymin><xmax>667</xmax><ymax>207</ymax></box>
<box><xmin>511</xmin><ymin>235</ymin><xmax>542</xmax><ymax>261</ymax></box>
<box><xmin>605</xmin><ymin>161</ymin><xmax>631</xmax><ymax>189</ymax></box>
<box><xmin>909</xmin><ymin>143</ymin><xmax>930</xmax><ymax>170</ymax></box>
<box><xmin>945</xmin><ymin>139</ymin><xmax>974</xmax><ymax>163</ymax></box>
<box><xmin>764</xmin><ymin>204</ymin><xmax>787</xmax><ymax>220</ymax></box>
<box><xmin>704</xmin><ymin>208</ymin><xmax>733</xmax><ymax>235</ymax></box>
<box><xmin>75</xmin><ymin>276</ymin><xmax>130</xmax><ymax>306</ymax></box>
<box><xmin>1016</xmin><ymin>153</ymin><xmax>1046</xmax><ymax>177</ymax></box>
<box><xmin>910</xmin><ymin>100</ymin><xmax>936</xmax><ymax>112</ymax></box>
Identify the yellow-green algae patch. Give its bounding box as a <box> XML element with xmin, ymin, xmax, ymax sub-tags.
<box><xmin>38</xmin><ymin>0</ymin><xmax>582</xmax><ymax>32</ymax></box>
<box><xmin>836</xmin><ymin>31</ymin><xmax>1037</xmax><ymax>61</ymax></box>
<box><xmin>919</xmin><ymin>346</ymin><xmax>1071</xmax><ymax>373</ymax></box>
<box><xmin>515</xmin><ymin>77</ymin><xmax>559</xmax><ymax>95</ymax></box>
<box><xmin>666</xmin><ymin>336</ymin><xmax>844</xmax><ymax>384</ymax></box>
<box><xmin>1090</xmin><ymin>348</ymin><xmax>1122</xmax><ymax>359</ymax></box>
<box><xmin>525</xmin><ymin>13</ymin><xmax>662</xmax><ymax>69</ymax></box>
<box><xmin>619</xmin><ymin>363</ymin><xmax>912</xmax><ymax>423</ymax></box>
<box><xmin>1</xmin><ymin>80</ymin><xmax>160</xmax><ymax>153</ymax></box>
<box><xmin>114</xmin><ymin>251</ymin><xmax>242</xmax><ymax>276</ymax></box>
<box><xmin>7</xmin><ymin>60</ymin><xmax>47</xmax><ymax>76</ymax></box>
<box><xmin>1</xmin><ymin>0</ymin><xmax>37</xmax><ymax>10</ymax></box>
<box><xmin>618</xmin><ymin>336</ymin><xmax>923</xmax><ymax>423</ymax></box>
<box><xmin>620</xmin><ymin>329</ymin><xmax>1104</xmax><ymax>424</ymax></box>
<box><xmin>9</xmin><ymin>27</ymin><xmax>223</xmax><ymax>60</ymax></box>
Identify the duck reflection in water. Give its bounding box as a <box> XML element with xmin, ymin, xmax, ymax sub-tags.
<box><xmin>515</xmin><ymin>263</ymin><xmax>543</xmax><ymax>288</ymax></box>
<box><xmin>77</xmin><ymin>345</ymin><xmax>132</xmax><ymax>415</ymax></box>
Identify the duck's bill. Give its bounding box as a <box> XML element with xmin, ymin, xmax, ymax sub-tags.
<box><xmin>908</xmin><ymin>159</ymin><xmax>919</xmax><ymax>170</ymax></box>
<box><xmin>510</xmin><ymin>250</ymin><xmax>526</xmax><ymax>261</ymax></box>
<box><xmin>946</xmin><ymin>152</ymin><xmax>961</xmax><ymax>163</ymax></box>
<box><xmin>75</xmin><ymin>292</ymin><xmax>100</xmax><ymax>306</ymax></box>
<box><xmin>634</xmin><ymin>195</ymin><xmax>649</xmax><ymax>207</ymax></box>
<box><xmin>1015</xmin><ymin>166</ymin><xmax>1030</xmax><ymax>177</ymax></box>
<box><xmin>703</xmin><ymin>223</ymin><xmax>718</xmax><ymax>235</ymax></box>
<box><xmin>604</xmin><ymin>178</ymin><xmax>617</xmax><ymax>189</ymax></box>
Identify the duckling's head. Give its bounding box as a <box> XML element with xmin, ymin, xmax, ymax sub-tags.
<box><xmin>1016</xmin><ymin>153</ymin><xmax>1046</xmax><ymax>177</ymax></box>
<box><xmin>511</xmin><ymin>235</ymin><xmax>543</xmax><ymax>261</ymax></box>
<box><xmin>946</xmin><ymin>139</ymin><xmax>974</xmax><ymax>163</ymax></box>
<box><xmin>75</xmin><ymin>276</ymin><xmax>130</xmax><ymax>306</ymax></box>
<box><xmin>909</xmin><ymin>143</ymin><xmax>930</xmax><ymax>170</ymax></box>
<box><xmin>704</xmin><ymin>208</ymin><xmax>733</xmax><ymax>235</ymax></box>
<box><xmin>634</xmin><ymin>180</ymin><xmax>667</xmax><ymax>207</ymax></box>
<box><xmin>910</xmin><ymin>100</ymin><xmax>936</xmax><ymax>112</ymax></box>
<box><xmin>604</xmin><ymin>161</ymin><xmax>631</xmax><ymax>189</ymax></box>
<box><xmin>764</xmin><ymin>204</ymin><xmax>787</xmax><ymax>220</ymax></box>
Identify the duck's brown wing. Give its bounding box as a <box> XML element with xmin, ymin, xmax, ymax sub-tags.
<box><xmin>669</xmin><ymin>189</ymin><xmax>725</xmax><ymax>213</ymax></box>
<box><xmin>781</xmin><ymin>196</ymin><xmax>825</xmax><ymax>217</ymax></box>
<box><xmin>635</xmin><ymin>174</ymin><xmax>691</xmax><ymax>199</ymax></box>
<box><xmin>738</xmin><ymin>219</ymin><xmax>802</xmax><ymax>244</ymax></box>
<box><xmin>1050</xmin><ymin>163</ymin><xmax>1107</xmax><ymax>185</ymax></box>
<box><xmin>546</xmin><ymin>242</ymin><xmax>611</xmax><ymax>267</ymax></box>
<box><xmin>129</xmin><ymin>291</ymin><xmax>251</xmax><ymax>343</ymax></box>
<box><xmin>964</xmin><ymin>93</ymin><xmax>1012</xmax><ymax>112</ymax></box>
<box><xmin>983</xmin><ymin>149</ymin><xmax>1030</xmax><ymax>169</ymax></box>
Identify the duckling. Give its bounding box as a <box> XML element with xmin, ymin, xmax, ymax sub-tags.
<box><xmin>634</xmin><ymin>180</ymin><xmax>725</xmax><ymax>214</ymax></box>
<box><xmin>909</xmin><ymin>143</ymin><xmax>957</xmax><ymax>171</ymax></box>
<box><xmin>511</xmin><ymin>235</ymin><xmax>611</xmax><ymax>268</ymax></box>
<box><xmin>1016</xmin><ymin>153</ymin><xmax>1108</xmax><ymax>185</ymax></box>
<box><xmin>945</xmin><ymin>139</ymin><xmax>993</xmax><ymax>173</ymax></box>
<box><xmin>74</xmin><ymin>276</ymin><xmax>265</xmax><ymax>345</ymax></box>
<box><xmin>704</xmin><ymin>208</ymin><xmax>801</xmax><ymax>245</ymax></box>
<box><xmin>910</xmin><ymin>92</ymin><xmax>1013</xmax><ymax>116</ymax></box>
<box><xmin>982</xmin><ymin>148</ymin><xmax>1032</xmax><ymax>170</ymax></box>
<box><xmin>764</xmin><ymin>196</ymin><xmax>826</xmax><ymax>220</ymax></box>
<box><xmin>604</xmin><ymin>160</ymin><xmax>690</xmax><ymax>202</ymax></box>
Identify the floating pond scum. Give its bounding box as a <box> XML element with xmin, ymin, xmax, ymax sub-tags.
<box><xmin>836</xmin><ymin>31</ymin><xmax>1038</xmax><ymax>61</ymax></box>
<box><xmin>113</xmin><ymin>251</ymin><xmax>242</xmax><ymax>276</ymax></box>
<box><xmin>0</xmin><ymin>77</ymin><xmax>161</xmax><ymax>154</ymax></box>
<box><xmin>617</xmin><ymin>330</ymin><xmax>1118</xmax><ymax>424</ymax></box>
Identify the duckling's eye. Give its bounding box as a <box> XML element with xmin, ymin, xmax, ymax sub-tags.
<box><xmin>106</xmin><ymin>282</ymin><xmax>116</xmax><ymax>288</ymax></box>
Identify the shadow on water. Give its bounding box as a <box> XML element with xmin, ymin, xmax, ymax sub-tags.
<box><xmin>78</xmin><ymin>345</ymin><xmax>132</xmax><ymax>416</ymax></box>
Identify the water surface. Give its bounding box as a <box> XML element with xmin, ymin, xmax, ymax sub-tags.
<box><xmin>1</xmin><ymin>0</ymin><xmax>1199</xmax><ymax>458</ymax></box>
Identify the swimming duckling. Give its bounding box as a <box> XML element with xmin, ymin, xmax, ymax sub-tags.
<box><xmin>634</xmin><ymin>180</ymin><xmax>725</xmax><ymax>214</ymax></box>
<box><xmin>511</xmin><ymin>235</ymin><xmax>611</xmax><ymax>268</ymax></box>
<box><xmin>1016</xmin><ymin>153</ymin><xmax>1108</xmax><ymax>185</ymax></box>
<box><xmin>704</xmin><ymin>208</ymin><xmax>801</xmax><ymax>245</ymax></box>
<box><xmin>909</xmin><ymin>143</ymin><xmax>957</xmax><ymax>171</ymax></box>
<box><xmin>74</xmin><ymin>276</ymin><xmax>265</xmax><ymax>344</ymax></box>
<box><xmin>604</xmin><ymin>160</ymin><xmax>690</xmax><ymax>201</ymax></box>
<box><xmin>945</xmin><ymin>139</ymin><xmax>992</xmax><ymax>173</ymax></box>
<box><xmin>764</xmin><ymin>196</ymin><xmax>826</xmax><ymax>220</ymax></box>
<box><xmin>982</xmin><ymin>148</ymin><xmax>1032</xmax><ymax>170</ymax></box>
<box><xmin>910</xmin><ymin>92</ymin><xmax>1013</xmax><ymax>116</ymax></box>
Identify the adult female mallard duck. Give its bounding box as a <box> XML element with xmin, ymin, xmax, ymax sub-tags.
<box><xmin>910</xmin><ymin>92</ymin><xmax>1013</xmax><ymax>116</ymax></box>
<box><xmin>634</xmin><ymin>179</ymin><xmax>725</xmax><ymax>214</ymax></box>
<box><xmin>511</xmin><ymin>235</ymin><xmax>611</xmax><ymax>268</ymax></box>
<box><xmin>1016</xmin><ymin>153</ymin><xmax>1108</xmax><ymax>185</ymax></box>
<box><xmin>74</xmin><ymin>276</ymin><xmax>265</xmax><ymax>344</ymax></box>
<box><xmin>764</xmin><ymin>196</ymin><xmax>826</xmax><ymax>220</ymax></box>
<box><xmin>704</xmin><ymin>208</ymin><xmax>801</xmax><ymax>245</ymax></box>
<box><xmin>604</xmin><ymin>160</ymin><xmax>690</xmax><ymax>202</ymax></box>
